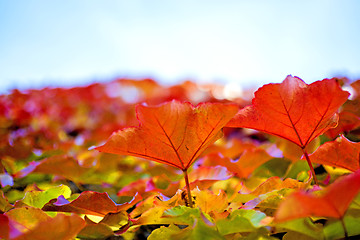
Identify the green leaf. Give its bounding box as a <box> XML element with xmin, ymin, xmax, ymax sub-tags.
<box><xmin>148</xmin><ymin>224</ymin><xmax>183</xmax><ymax>240</ymax></box>
<box><xmin>284</xmin><ymin>160</ymin><xmax>311</xmax><ymax>180</ymax></box>
<box><xmin>172</xmin><ymin>218</ymin><xmax>225</xmax><ymax>240</ymax></box>
<box><xmin>21</xmin><ymin>184</ymin><xmax>71</xmax><ymax>208</ymax></box>
<box><xmin>216</xmin><ymin>209</ymin><xmax>266</xmax><ymax>235</ymax></box>
<box><xmin>240</xmin><ymin>228</ymin><xmax>278</xmax><ymax>240</ymax></box>
<box><xmin>163</xmin><ymin>206</ymin><xmax>203</xmax><ymax>225</ymax></box>
<box><xmin>0</xmin><ymin>190</ymin><xmax>13</xmax><ymax>212</ymax></box>
<box><xmin>78</xmin><ymin>222</ymin><xmax>115</xmax><ymax>239</ymax></box>
<box><xmin>274</xmin><ymin>218</ymin><xmax>324</xmax><ymax>239</ymax></box>
<box><xmin>283</xmin><ymin>231</ymin><xmax>319</xmax><ymax>240</ymax></box>
<box><xmin>253</xmin><ymin>158</ymin><xmax>291</xmax><ymax>178</ymax></box>
<box><xmin>324</xmin><ymin>209</ymin><xmax>360</xmax><ymax>239</ymax></box>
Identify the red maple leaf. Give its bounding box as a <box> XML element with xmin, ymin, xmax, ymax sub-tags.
<box><xmin>227</xmin><ymin>76</ymin><xmax>349</xmax><ymax>148</ymax></box>
<box><xmin>95</xmin><ymin>100</ymin><xmax>238</xmax><ymax>171</ymax></box>
<box><xmin>226</xmin><ymin>76</ymin><xmax>349</xmax><ymax>183</ymax></box>
<box><xmin>95</xmin><ymin>100</ymin><xmax>238</xmax><ymax>207</ymax></box>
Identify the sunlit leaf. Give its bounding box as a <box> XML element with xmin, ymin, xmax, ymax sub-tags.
<box><xmin>14</xmin><ymin>214</ymin><xmax>85</xmax><ymax>240</ymax></box>
<box><xmin>324</xmin><ymin>211</ymin><xmax>360</xmax><ymax>239</ymax></box>
<box><xmin>20</xmin><ymin>184</ymin><xmax>71</xmax><ymax>209</ymax></box>
<box><xmin>308</xmin><ymin>135</ymin><xmax>360</xmax><ymax>172</ymax></box>
<box><xmin>0</xmin><ymin>190</ymin><xmax>13</xmax><ymax>213</ymax></box>
<box><xmin>188</xmin><ymin>166</ymin><xmax>233</xmax><ymax>190</ymax></box>
<box><xmin>172</xmin><ymin>217</ymin><xmax>225</xmax><ymax>240</ymax></box>
<box><xmin>275</xmin><ymin>170</ymin><xmax>360</xmax><ymax>222</ymax></box>
<box><xmin>325</xmin><ymin>111</ymin><xmax>360</xmax><ymax>139</ymax></box>
<box><xmin>275</xmin><ymin>218</ymin><xmax>324</xmax><ymax>239</ymax></box>
<box><xmin>227</xmin><ymin>76</ymin><xmax>349</xmax><ymax>148</ymax></box>
<box><xmin>42</xmin><ymin>191</ymin><xmax>140</xmax><ymax>216</ymax></box>
<box><xmin>192</xmin><ymin>188</ymin><xmax>228</xmax><ymax>215</ymax></box>
<box><xmin>148</xmin><ymin>224</ymin><xmax>183</xmax><ymax>240</ymax></box>
<box><xmin>216</xmin><ymin>209</ymin><xmax>267</xmax><ymax>235</ymax></box>
<box><xmin>96</xmin><ymin>100</ymin><xmax>238</xmax><ymax>170</ymax></box>
<box><xmin>14</xmin><ymin>155</ymin><xmax>89</xmax><ymax>182</ymax></box>
<box><xmin>204</xmin><ymin>146</ymin><xmax>272</xmax><ymax>178</ymax></box>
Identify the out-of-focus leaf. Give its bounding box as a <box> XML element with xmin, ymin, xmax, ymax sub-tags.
<box><xmin>100</xmin><ymin>211</ymin><xmax>130</xmax><ymax>228</ymax></box>
<box><xmin>42</xmin><ymin>191</ymin><xmax>140</xmax><ymax>216</ymax></box>
<box><xmin>284</xmin><ymin>160</ymin><xmax>312</xmax><ymax>181</ymax></box>
<box><xmin>307</xmin><ymin>135</ymin><xmax>360</xmax><ymax>172</ymax></box>
<box><xmin>14</xmin><ymin>155</ymin><xmax>89</xmax><ymax>182</ymax></box>
<box><xmin>163</xmin><ymin>206</ymin><xmax>203</xmax><ymax>226</ymax></box>
<box><xmin>20</xmin><ymin>184</ymin><xmax>71</xmax><ymax>208</ymax></box>
<box><xmin>251</xmin><ymin>177</ymin><xmax>306</xmax><ymax>196</ymax></box>
<box><xmin>275</xmin><ymin>137</ymin><xmax>320</xmax><ymax>162</ymax></box>
<box><xmin>117</xmin><ymin>177</ymin><xmax>179</xmax><ymax>199</ymax></box>
<box><xmin>325</xmin><ymin>111</ymin><xmax>360</xmax><ymax>139</ymax></box>
<box><xmin>233</xmin><ymin>177</ymin><xmax>307</xmax><ymax>209</ymax></box>
<box><xmin>77</xmin><ymin>213</ymin><xmax>131</xmax><ymax>239</ymax></box>
<box><xmin>0</xmin><ymin>173</ymin><xmax>14</xmax><ymax>187</ymax></box>
<box><xmin>4</xmin><ymin>207</ymin><xmax>51</xmax><ymax>238</ymax></box>
<box><xmin>133</xmin><ymin>204</ymin><xmax>168</xmax><ymax>226</ymax></box>
<box><xmin>188</xmin><ymin>166</ymin><xmax>233</xmax><ymax>190</ymax></box>
<box><xmin>77</xmin><ymin>222</ymin><xmax>115</xmax><ymax>239</ymax></box>
<box><xmin>252</xmin><ymin>158</ymin><xmax>291</xmax><ymax>178</ymax></box>
<box><xmin>172</xmin><ymin>217</ymin><xmax>225</xmax><ymax>240</ymax></box>
<box><xmin>0</xmin><ymin>214</ymin><xmax>10</xmax><ymax>239</ymax></box>
<box><xmin>192</xmin><ymin>188</ymin><xmax>228</xmax><ymax>216</ymax></box>
<box><xmin>14</xmin><ymin>213</ymin><xmax>85</xmax><ymax>240</ymax></box>
<box><xmin>282</xmin><ymin>231</ymin><xmax>319</xmax><ymax>240</ymax></box>
<box><xmin>275</xmin><ymin>170</ymin><xmax>360</xmax><ymax>222</ymax></box>
<box><xmin>205</xmin><ymin>138</ymin><xmax>256</xmax><ymax>159</ymax></box>
<box><xmin>241</xmin><ymin>228</ymin><xmax>278</xmax><ymax>240</ymax></box>
<box><xmin>148</xmin><ymin>224</ymin><xmax>182</xmax><ymax>240</ymax></box>
<box><xmin>203</xmin><ymin>147</ymin><xmax>272</xmax><ymax>178</ymax></box>
<box><xmin>323</xmin><ymin>211</ymin><xmax>360</xmax><ymax>239</ymax></box>
<box><xmin>0</xmin><ymin>190</ymin><xmax>13</xmax><ymax>212</ymax></box>
<box><xmin>117</xmin><ymin>178</ymin><xmax>158</xmax><ymax>198</ymax></box>
<box><xmin>216</xmin><ymin>209</ymin><xmax>267</xmax><ymax>235</ymax></box>
<box><xmin>275</xmin><ymin>218</ymin><xmax>324</xmax><ymax>239</ymax></box>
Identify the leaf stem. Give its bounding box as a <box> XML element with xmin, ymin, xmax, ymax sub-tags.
<box><xmin>183</xmin><ymin>169</ymin><xmax>194</xmax><ymax>208</ymax></box>
<box><xmin>340</xmin><ymin>216</ymin><xmax>349</xmax><ymax>239</ymax></box>
<box><xmin>302</xmin><ymin>149</ymin><xmax>319</xmax><ymax>185</ymax></box>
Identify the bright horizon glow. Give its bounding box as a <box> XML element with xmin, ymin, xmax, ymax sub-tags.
<box><xmin>1</xmin><ymin>0</ymin><xmax>360</xmax><ymax>93</ymax></box>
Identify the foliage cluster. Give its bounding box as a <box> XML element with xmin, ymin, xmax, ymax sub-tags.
<box><xmin>1</xmin><ymin>76</ymin><xmax>360</xmax><ymax>239</ymax></box>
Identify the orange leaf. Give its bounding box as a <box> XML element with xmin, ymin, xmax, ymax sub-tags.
<box><xmin>14</xmin><ymin>155</ymin><xmax>89</xmax><ymax>182</ymax></box>
<box><xmin>274</xmin><ymin>170</ymin><xmax>360</xmax><ymax>222</ymax></box>
<box><xmin>95</xmin><ymin>100</ymin><xmax>238</xmax><ymax>170</ymax></box>
<box><xmin>14</xmin><ymin>214</ymin><xmax>85</xmax><ymax>240</ymax></box>
<box><xmin>204</xmin><ymin>150</ymin><xmax>272</xmax><ymax>179</ymax></box>
<box><xmin>227</xmin><ymin>76</ymin><xmax>349</xmax><ymax>148</ymax></box>
<box><xmin>325</xmin><ymin>111</ymin><xmax>360</xmax><ymax>139</ymax></box>
<box><xmin>188</xmin><ymin>166</ymin><xmax>233</xmax><ymax>190</ymax></box>
<box><xmin>307</xmin><ymin>135</ymin><xmax>360</xmax><ymax>172</ymax></box>
<box><xmin>42</xmin><ymin>191</ymin><xmax>141</xmax><ymax>217</ymax></box>
<box><xmin>249</xmin><ymin>176</ymin><xmax>307</xmax><ymax>196</ymax></box>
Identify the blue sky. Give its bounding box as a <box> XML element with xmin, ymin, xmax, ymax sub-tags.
<box><xmin>1</xmin><ymin>0</ymin><xmax>360</xmax><ymax>92</ymax></box>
